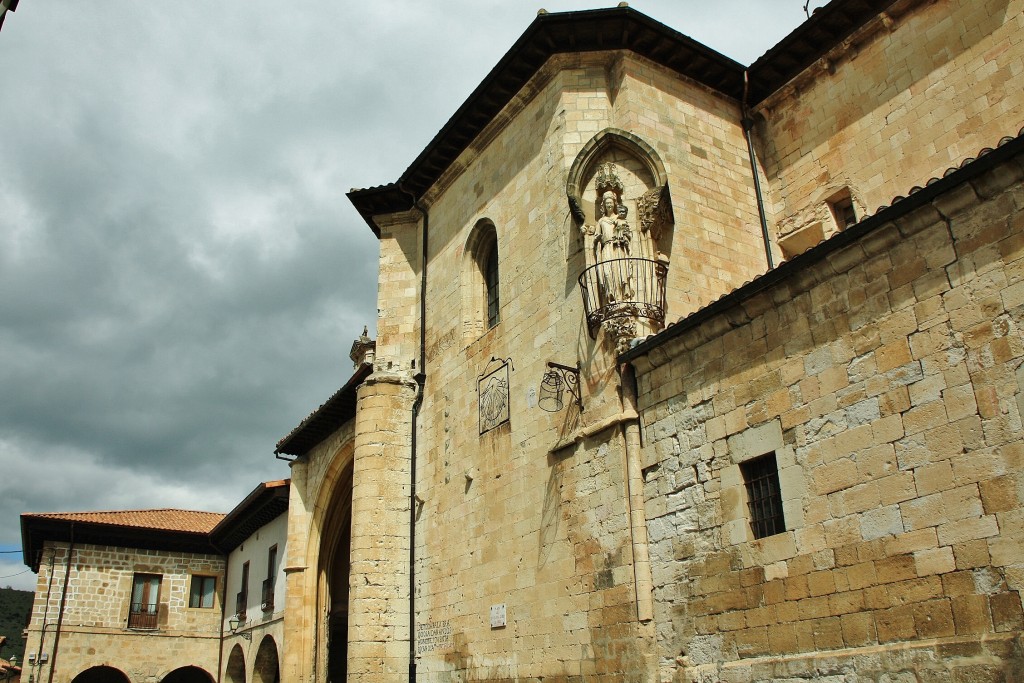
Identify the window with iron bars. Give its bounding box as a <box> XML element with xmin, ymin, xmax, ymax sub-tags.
<box><xmin>740</xmin><ymin>452</ymin><xmax>786</xmax><ymax>539</ymax></box>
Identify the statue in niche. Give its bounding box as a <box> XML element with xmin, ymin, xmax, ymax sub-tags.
<box><xmin>586</xmin><ymin>164</ymin><xmax>634</xmax><ymax>305</ymax></box>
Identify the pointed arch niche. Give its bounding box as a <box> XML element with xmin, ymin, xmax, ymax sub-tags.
<box><xmin>567</xmin><ymin>129</ymin><xmax>674</xmax><ymax>343</ymax></box>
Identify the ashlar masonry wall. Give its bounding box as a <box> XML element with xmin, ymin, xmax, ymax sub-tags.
<box><xmin>633</xmin><ymin>149</ymin><xmax>1024</xmax><ymax>681</ymax></box>
<box><xmin>384</xmin><ymin>48</ymin><xmax>771</xmax><ymax>682</ymax></box>
<box><xmin>283</xmin><ymin>418</ymin><xmax>355</xmax><ymax>683</ymax></box>
<box><xmin>24</xmin><ymin>541</ymin><xmax>223</xmax><ymax>683</ymax></box>
<box><xmin>758</xmin><ymin>0</ymin><xmax>1024</xmax><ymax>254</ymax></box>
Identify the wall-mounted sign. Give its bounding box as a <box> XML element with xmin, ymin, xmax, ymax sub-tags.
<box><xmin>489</xmin><ymin>603</ymin><xmax>507</xmax><ymax>629</ymax></box>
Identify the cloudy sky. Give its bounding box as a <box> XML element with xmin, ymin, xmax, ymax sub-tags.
<box><xmin>0</xmin><ymin>0</ymin><xmax>822</xmax><ymax>589</ymax></box>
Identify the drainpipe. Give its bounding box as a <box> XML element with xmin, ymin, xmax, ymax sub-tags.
<box><xmin>47</xmin><ymin>523</ymin><xmax>74</xmax><ymax>683</ymax></box>
<box><xmin>398</xmin><ymin>181</ymin><xmax>428</xmax><ymax>682</ymax></box>
<box><xmin>742</xmin><ymin>70</ymin><xmax>775</xmax><ymax>270</ymax></box>
<box><xmin>216</xmin><ymin>552</ymin><xmax>230</xmax><ymax>683</ymax></box>
<box><xmin>620</xmin><ymin>364</ymin><xmax>654</xmax><ymax>622</ymax></box>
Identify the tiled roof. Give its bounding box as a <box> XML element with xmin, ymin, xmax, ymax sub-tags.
<box><xmin>621</xmin><ymin>127</ymin><xmax>1024</xmax><ymax>363</ymax></box>
<box><xmin>23</xmin><ymin>508</ymin><xmax>224</xmax><ymax>533</ymax></box>
<box><xmin>21</xmin><ymin>507</ymin><xmax>226</xmax><ymax>570</ymax></box>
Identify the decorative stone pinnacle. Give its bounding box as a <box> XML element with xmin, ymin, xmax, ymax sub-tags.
<box><xmin>349</xmin><ymin>326</ymin><xmax>376</xmax><ymax>369</ymax></box>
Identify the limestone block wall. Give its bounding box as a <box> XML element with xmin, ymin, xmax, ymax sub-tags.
<box><xmin>757</xmin><ymin>0</ymin><xmax>1024</xmax><ymax>248</ymax></box>
<box><xmin>24</xmin><ymin>541</ymin><xmax>223</xmax><ymax>683</ymax></box>
<box><xmin>282</xmin><ymin>419</ymin><xmax>355</xmax><ymax>683</ymax></box>
<box><xmin>349</xmin><ymin>372</ymin><xmax>416</xmax><ymax>682</ymax></box>
<box><xmin>371</xmin><ymin>48</ymin><xmax>772</xmax><ymax>682</ymax></box>
<box><xmin>613</xmin><ymin>54</ymin><xmax>769</xmax><ymax>318</ymax></box>
<box><xmin>375</xmin><ymin>211</ymin><xmax>423</xmax><ymax>370</ymax></box>
<box><xmin>633</xmin><ymin>150</ymin><xmax>1024</xmax><ymax>680</ymax></box>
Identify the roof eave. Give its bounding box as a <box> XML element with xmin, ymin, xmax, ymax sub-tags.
<box><xmin>210</xmin><ymin>480</ymin><xmax>290</xmax><ymax>553</ymax></box>
<box><xmin>20</xmin><ymin>515</ymin><xmax>219</xmax><ymax>572</ymax></box>
<box><xmin>349</xmin><ymin>6</ymin><xmax>744</xmax><ymax>235</ymax></box>
<box><xmin>275</xmin><ymin>362</ymin><xmax>373</xmax><ymax>456</ymax></box>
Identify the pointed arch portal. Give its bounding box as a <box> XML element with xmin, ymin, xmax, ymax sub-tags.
<box><xmin>319</xmin><ymin>460</ymin><xmax>354</xmax><ymax>682</ymax></box>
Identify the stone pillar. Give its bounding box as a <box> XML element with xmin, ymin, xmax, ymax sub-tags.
<box><xmin>282</xmin><ymin>456</ymin><xmax>311</xmax><ymax>683</ymax></box>
<box><xmin>348</xmin><ymin>372</ymin><xmax>416</xmax><ymax>682</ymax></box>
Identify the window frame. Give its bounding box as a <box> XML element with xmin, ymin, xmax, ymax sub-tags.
<box><xmin>827</xmin><ymin>189</ymin><xmax>858</xmax><ymax>231</ymax></box>
<box><xmin>189</xmin><ymin>574</ymin><xmax>217</xmax><ymax>609</ymax></box>
<box><xmin>236</xmin><ymin>561</ymin><xmax>250</xmax><ymax>620</ymax></box>
<box><xmin>463</xmin><ymin>219</ymin><xmax>501</xmax><ymax>341</ymax></box>
<box><xmin>262</xmin><ymin>545</ymin><xmax>278</xmax><ymax>611</ymax></box>
<box><xmin>739</xmin><ymin>452</ymin><xmax>787</xmax><ymax>539</ymax></box>
<box><xmin>128</xmin><ymin>573</ymin><xmax>161</xmax><ymax>629</ymax></box>
<box><xmin>484</xmin><ymin>240</ymin><xmax>500</xmax><ymax>329</ymax></box>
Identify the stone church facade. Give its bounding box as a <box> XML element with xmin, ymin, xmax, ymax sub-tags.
<box><xmin>274</xmin><ymin>1</ymin><xmax>1024</xmax><ymax>681</ymax></box>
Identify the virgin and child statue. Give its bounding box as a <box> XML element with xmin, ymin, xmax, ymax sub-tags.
<box><xmin>592</xmin><ymin>190</ymin><xmax>634</xmax><ymax>304</ymax></box>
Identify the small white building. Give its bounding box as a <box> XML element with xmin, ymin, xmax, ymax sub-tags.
<box><xmin>211</xmin><ymin>479</ymin><xmax>289</xmax><ymax>683</ymax></box>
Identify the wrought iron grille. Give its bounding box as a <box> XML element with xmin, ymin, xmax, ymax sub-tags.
<box><xmin>740</xmin><ymin>452</ymin><xmax>786</xmax><ymax>539</ymax></box>
<box><xmin>577</xmin><ymin>257</ymin><xmax>667</xmax><ymax>337</ymax></box>
<box><xmin>127</xmin><ymin>603</ymin><xmax>158</xmax><ymax>629</ymax></box>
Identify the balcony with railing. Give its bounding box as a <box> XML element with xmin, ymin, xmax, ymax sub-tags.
<box><xmin>261</xmin><ymin>578</ymin><xmax>274</xmax><ymax>611</ymax></box>
<box><xmin>235</xmin><ymin>590</ymin><xmax>247</xmax><ymax>621</ymax></box>
<box><xmin>127</xmin><ymin>602</ymin><xmax>158</xmax><ymax>629</ymax></box>
<box><xmin>578</xmin><ymin>257</ymin><xmax>667</xmax><ymax>337</ymax></box>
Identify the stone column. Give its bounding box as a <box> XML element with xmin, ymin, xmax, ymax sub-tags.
<box><xmin>348</xmin><ymin>371</ymin><xmax>417</xmax><ymax>682</ymax></box>
<box><xmin>282</xmin><ymin>456</ymin><xmax>311</xmax><ymax>683</ymax></box>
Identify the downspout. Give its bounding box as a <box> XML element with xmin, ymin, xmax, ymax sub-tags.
<box><xmin>216</xmin><ymin>551</ymin><xmax>230</xmax><ymax>683</ymax></box>
<box><xmin>398</xmin><ymin>182</ymin><xmax>428</xmax><ymax>682</ymax></box>
<box><xmin>620</xmin><ymin>364</ymin><xmax>654</xmax><ymax>622</ymax></box>
<box><xmin>742</xmin><ymin>70</ymin><xmax>775</xmax><ymax>270</ymax></box>
<box><xmin>47</xmin><ymin>523</ymin><xmax>74</xmax><ymax>683</ymax></box>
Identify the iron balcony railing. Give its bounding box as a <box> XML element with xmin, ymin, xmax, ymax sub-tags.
<box><xmin>261</xmin><ymin>578</ymin><xmax>274</xmax><ymax>611</ymax></box>
<box><xmin>235</xmin><ymin>591</ymin><xmax>247</xmax><ymax>620</ymax></box>
<box><xmin>578</xmin><ymin>257</ymin><xmax>667</xmax><ymax>337</ymax></box>
<box><xmin>127</xmin><ymin>603</ymin><xmax>158</xmax><ymax>629</ymax></box>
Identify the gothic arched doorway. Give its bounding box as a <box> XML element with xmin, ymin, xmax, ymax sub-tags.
<box><xmin>319</xmin><ymin>459</ymin><xmax>354</xmax><ymax>682</ymax></box>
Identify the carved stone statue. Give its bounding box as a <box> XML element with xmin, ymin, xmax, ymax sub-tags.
<box><xmin>591</xmin><ymin>189</ymin><xmax>634</xmax><ymax>305</ymax></box>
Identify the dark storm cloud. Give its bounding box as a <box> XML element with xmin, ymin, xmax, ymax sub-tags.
<box><xmin>0</xmin><ymin>0</ymin><xmax>814</xmax><ymax>589</ymax></box>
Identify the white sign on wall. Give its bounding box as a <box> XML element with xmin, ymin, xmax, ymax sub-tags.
<box><xmin>489</xmin><ymin>603</ymin><xmax>506</xmax><ymax>629</ymax></box>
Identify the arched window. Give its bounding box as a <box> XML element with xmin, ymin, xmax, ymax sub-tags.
<box><xmin>484</xmin><ymin>240</ymin><xmax>500</xmax><ymax>329</ymax></box>
<box><xmin>463</xmin><ymin>220</ymin><xmax>500</xmax><ymax>340</ymax></box>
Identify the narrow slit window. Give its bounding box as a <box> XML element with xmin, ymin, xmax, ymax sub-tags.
<box><xmin>740</xmin><ymin>452</ymin><xmax>786</xmax><ymax>539</ymax></box>
<box><xmin>485</xmin><ymin>242</ymin><xmax>500</xmax><ymax>329</ymax></box>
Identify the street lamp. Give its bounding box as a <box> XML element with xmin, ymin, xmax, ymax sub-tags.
<box><xmin>228</xmin><ymin>615</ymin><xmax>252</xmax><ymax>641</ymax></box>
